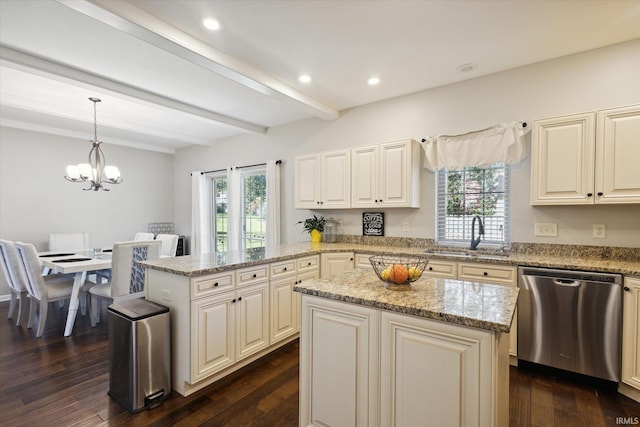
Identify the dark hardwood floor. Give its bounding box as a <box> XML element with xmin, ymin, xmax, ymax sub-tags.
<box><xmin>1</xmin><ymin>300</ymin><xmax>638</xmax><ymax>426</ymax></box>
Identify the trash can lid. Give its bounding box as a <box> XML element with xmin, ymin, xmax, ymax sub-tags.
<box><xmin>108</xmin><ymin>298</ymin><xmax>169</xmax><ymax>321</ymax></box>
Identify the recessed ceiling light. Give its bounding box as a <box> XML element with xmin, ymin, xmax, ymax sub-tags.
<box><xmin>457</xmin><ymin>63</ymin><xmax>477</xmax><ymax>73</ymax></box>
<box><xmin>202</xmin><ymin>18</ymin><xmax>222</xmax><ymax>31</ymax></box>
<box><xmin>367</xmin><ymin>77</ymin><xmax>380</xmax><ymax>86</ymax></box>
<box><xmin>298</xmin><ymin>74</ymin><xmax>312</xmax><ymax>84</ymax></box>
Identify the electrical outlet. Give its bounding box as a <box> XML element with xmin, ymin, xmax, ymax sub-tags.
<box><xmin>593</xmin><ymin>224</ymin><xmax>606</xmax><ymax>238</ymax></box>
<box><xmin>534</xmin><ymin>222</ymin><xmax>558</xmax><ymax>237</ymax></box>
<box><xmin>162</xmin><ymin>289</ymin><xmax>171</xmax><ymax>302</ymax></box>
<box><xmin>403</xmin><ymin>221</ymin><xmax>410</xmax><ymax>232</ymax></box>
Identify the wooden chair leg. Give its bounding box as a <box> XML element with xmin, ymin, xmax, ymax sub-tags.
<box><xmin>90</xmin><ymin>295</ymin><xmax>100</xmax><ymax>327</ymax></box>
<box><xmin>8</xmin><ymin>291</ymin><xmax>17</xmax><ymax>319</ymax></box>
<box><xmin>36</xmin><ymin>300</ymin><xmax>48</xmax><ymax>338</ymax></box>
<box><xmin>27</xmin><ymin>298</ymin><xmax>37</xmax><ymax>329</ymax></box>
<box><xmin>16</xmin><ymin>291</ymin><xmax>28</xmax><ymax>327</ymax></box>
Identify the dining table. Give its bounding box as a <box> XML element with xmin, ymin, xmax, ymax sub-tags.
<box><xmin>39</xmin><ymin>250</ymin><xmax>112</xmax><ymax>336</ymax></box>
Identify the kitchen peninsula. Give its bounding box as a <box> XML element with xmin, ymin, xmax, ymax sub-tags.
<box><xmin>141</xmin><ymin>240</ymin><xmax>637</xmax><ymax>406</ymax></box>
<box><xmin>294</xmin><ymin>269</ymin><xmax>518</xmax><ymax>427</ymax></box>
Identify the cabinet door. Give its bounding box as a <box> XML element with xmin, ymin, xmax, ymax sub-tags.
<box><xmin>270</xmin><ymin>275</ymin><xmax>298</xmax><ymax>344</ymax></box>
<box><xmin>321</xmin><ymin>149</ymin><xmax>351</xmax><ymax>208</ymax></box>
<box><xmin>191</xmin><ymin>292</ymin><xmax>235</xmax><ymax>382</ymax></box>
<box><xmin>423</xmin><ymin>260</ymin><xmax>457</xmax><ymax>278</ymax></box>
<box><xmin>379</xmin><ymin>140</ymin><xmax>420</xmax><ymax>208</ymax></box>
<box><xmin>321</xmin><ymin>252</ymin><xmax>354</xmax><ymax>278</ymax></box>
<box><xmin>622</xmin><ymin>277</ymin><xmax>640</xmax><ymax>393</ymax></box>
<box><xmin>235</xmin><ymin>283</ymin><xmax>269</xmax><ymax>361</ymax></box>
<box><xmin>530</xmin><ymin>113</ymin><xmax>596</xmax><ymax>205</ymax></box>
<box><xmin>300</xmin><ymin>296</ymin><xmax>379</xmax><ymax>427</ymax></box>
<box><xmin>296</xmin><ymin>269</ymin><xmax>320</xmax><ymax>332</ymax></box>
<box><xmin>294</xmin><ymin>154</ymin><xmax>320</xmax><ymax>208</ymax></box>
<box><xmin>380</xmin><ymin>311</ymin><xmax>495</xmax><ymax>427</ymax></box>
<box><xmin>351</xmin><ymin>145</ymin><xmax>379</xmax><ymax>208</ymax></box>
<box><xmin>595</xmin><ymin>104</ymin><xmax>640</xmax><ymax>204</ymax></box>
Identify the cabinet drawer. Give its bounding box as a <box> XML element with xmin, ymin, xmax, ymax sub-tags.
<box><xmin>423</xmin><ymin>260</ymin><xmax>457</xmax><ymax>278</ymax></box>
<box><xmin>236</xmin><ymin>264</ymin><xmax>269</xmax><ymax>287</ymax></box>
<box><xmin>297</xmin><ymin>255</ymin><xmax>320</xmax><ymax>272</ymax></box>
<box><xmin>458</xmin><ymin>263</ymin><xmax>517</xmax><ymax>286</ymax></box>
<box><xmin>355</xmin><ymin>253</ymin><xmax>375</xmax><ymax>269</ymax></box>
<box><xmin>271</xmin><ymin>259</ymin><xmax>297</xmax><ymax>277</ymax></box>
<box><xmin>192</xmin><ymin>271</ymin><xmax>234</xmax><ymax>299</ymax></box>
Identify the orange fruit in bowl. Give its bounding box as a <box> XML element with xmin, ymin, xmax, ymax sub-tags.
<box><xmin>389</xmin><ymin>264</ymin><xmax>409</xmax><ymax>284</ymax></box>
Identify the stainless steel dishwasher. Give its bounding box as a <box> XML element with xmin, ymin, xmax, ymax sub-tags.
<box><xmin>517</xmin><ymin>266</ymin><xmax>623</xmax><ymax>382</ymax></box>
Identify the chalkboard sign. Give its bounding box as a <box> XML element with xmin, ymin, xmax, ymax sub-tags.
<box><xmin>363</xmin><ymin>212</ymin><xmax>384</xmax><ymax>236</ymax></box>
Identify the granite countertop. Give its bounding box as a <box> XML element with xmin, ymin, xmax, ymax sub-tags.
<box><xmin>293</xmin><ymin>269</ymin><xmax>519</xmax><ymax>333</ymax></box>
<box><xmin>140</xmin><ymin>241</ymin><xmax>640</xmax><ymax>277</ymax></box>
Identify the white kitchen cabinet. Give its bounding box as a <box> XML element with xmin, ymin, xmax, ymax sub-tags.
<box><xmin>300</xmin><ymin>295</ymin><xmax>379</xmax><ymax>427</ymax></box>
<box><xmin>380</xmin><ymin>311</ymin><xmax>502</xmax><ymax>426</ymax></box>
<box><xmin>294</xmin><ymin>149</ymin><xmax>351</xmax><ymax>209</ymax></box>
<box><xmin>351</xmin><ymin>139</ymin><xmax>421</xmax><ymax>208</ymax></box>
<box><xmin>321</xmin><ymin>252</ymin><xmax>354</xmax><ymax>278</ymax></box>
<box><xmin>458</xmin><ymin>262</ymin><xmax>518</xmax><ymax>360</ymax></box>
<box><xmin>620</xmin><ymin>277</ymin><xmax>640</xmax><ymax>403</ymax></box>
<box><xmin>423</xmin><ymin>259</ymin><xmax>457</xmax><ymax>278</ymax></box>
<box><xmin>270</xmin><ymin>255</ymin><xmax>320</xmax><ymax>343</ymax></box>
<box><xmin>191</xmin><ymin>280</ymin><xmax>269</xmax><ymax>382</ymax></box>
<box><xmin>531</xmin><ymin>105</ymin><xmax>640</xmax><ymax>205</ymax></box>
<box><xmin>595</xmin><ymin>105</ymin><xmax>640</xmax><ymax>204</ymax></box>
<box><xmin>354</xmin><ymin>253</ymin><xmax>376</xmax><ymax>270</ymax></box>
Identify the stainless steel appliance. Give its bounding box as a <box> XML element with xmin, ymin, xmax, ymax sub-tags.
<box><xmin>518</xmin><ymin>266</ymin><xmax>622</xmax><ymax>382</ymax></box>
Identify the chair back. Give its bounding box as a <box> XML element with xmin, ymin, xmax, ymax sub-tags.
<box><xmin>110</xmin><ymin>240</ymin><xmax>161</xmax><ymax>298</ymax></box>
<box><xmin>156</xmin><ymin>234</ymin><xmax>179</xmax><ymax>258</ymax></box>
<box><xmin>14</xmin><ymin>242</ymin><xmax>48</xmax><ymax>300</ymax></box>
<box><xmin>49</xmin><ymin>232</ymin><xmax>90</xmax><ymax>252</ymax></box>
<box><xmin>0</xmin><ymin>239</ymin><xmax>27</xmax><ymax>293</ymax></box>
<box><xmin>134</xmin><ymin>232</ymin><xmax>155</xmax><ymax>241</ymax></box>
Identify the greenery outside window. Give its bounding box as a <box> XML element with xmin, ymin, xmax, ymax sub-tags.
<box><xmin>210</xmin><ymin>167</ymin><xmax>268</xmax><ymax>254</ymax></box>
<box><xmin>436</xmin><ymin>163</ymin><xmax>510</xmax><ymax>247</ymax></box>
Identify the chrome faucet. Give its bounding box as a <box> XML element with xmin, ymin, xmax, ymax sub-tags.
<box><xmin>470</xmin><ymin>215</ymin><xmax>484</xmax><ymax>250</ymax></box>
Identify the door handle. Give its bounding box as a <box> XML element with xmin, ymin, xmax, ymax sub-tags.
<box><xmin>553</xmin><ymin>279</ymin><xmax>581</xmax><ymax>287</ymax></box>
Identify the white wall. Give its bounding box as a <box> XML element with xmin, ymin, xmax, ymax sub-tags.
<box><xmin>173</xmin><ymin>39</ymin><xmax>640</xmax><ymax>248</ymax></box>
<box><xmin>0</xmin><ymin>127</ymin><xmax>174</xmax><ymax>295</ymax></box>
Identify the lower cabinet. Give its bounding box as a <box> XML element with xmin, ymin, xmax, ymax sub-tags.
<box><xmin>380</xmin><ymin>311</ymin><xmax>499</xmax><ymax>426</ymax></box>
<box><xmin>621</xmin><ymin>277</ymin><xmax>640</xmax><ymax>402</ymax></box>
<box><xmin>300</xmin><ymin>295</ymin><xmax>509</xmax><ymax>427</ymax></box>
<box><xmin>191</xmin><ymin>282</ymin><xmax>269</xmax><ymax>382</ymax></box>
<box><xmin>321</xmin><ymin>252</ymin><xmax>355</xmax><ymax>278</ymax></box>
<box><xmin>300</xmin><ymin>295</ymin><xmax>379</xmax><ymax>427</ymax></box>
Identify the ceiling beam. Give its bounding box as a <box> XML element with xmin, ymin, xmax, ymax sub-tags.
<box><xmin>58</xmin><ymin>0</ymin><xmax>340</xmax><ymax>121</ymax></box>
<box><xmin>0</xmin><ymin>44</ymin><xmax>268</xmax><ymax>136</ymax></box>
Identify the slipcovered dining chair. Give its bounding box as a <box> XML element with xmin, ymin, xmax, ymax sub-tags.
<box><xmin>89</xmin><ymin>240</ymin><xmax>161</xmax><ymax>326</ymax></box>
<box><xmin>134</xmin><ymin>232</ymin><xmax>155</xmax><ymax>241</ymax></box>
<box><xmin>0</xmin><ymin>239</ymin><xmax>29</xmax><ymax>326</ymax></box>
<box><xmin>156</xmin><ymin>234</ymin><xmax>179</xmax><ymax>258</ymax></box>
<box><xmin>49</xmin><ymin>232</ymin><xmax>90</xmax><ymax>252</ymax></box>
<box><xmin>14</xmin><ymin>242</ymin><xmax>96</xmax><ymax>337</ymax></box>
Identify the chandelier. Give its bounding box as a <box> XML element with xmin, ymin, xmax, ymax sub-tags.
<box><xmin>64</xmin><ymin>97</ymin><xmax>122</xmax><ymax>191</ymax></box>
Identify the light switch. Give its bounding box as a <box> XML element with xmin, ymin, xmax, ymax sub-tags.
<box><xmin>534</xmin><ymin>223</ymin><xmax>558</xmax><ymax>237</ymax></box>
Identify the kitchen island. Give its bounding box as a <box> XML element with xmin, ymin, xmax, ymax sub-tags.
<box><xmin>294</xmin><ymin>269</ymin><xmax>519</xmax><ymax>427</ymax></box>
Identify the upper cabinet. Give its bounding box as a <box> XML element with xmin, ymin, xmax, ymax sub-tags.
<box><xmin>294</xmin><ymin>149</ymin><xmax>351</xmax><ymax>209</ymax></box>
<box><xmin>351</xmin><ymin>139</ymin><xmax>421</xmax><ymax>208</ymax></box>
<box><xmin>531</xmin><ymin>105</ymin><xmax>640</xmax><ymax>205</ymax></box>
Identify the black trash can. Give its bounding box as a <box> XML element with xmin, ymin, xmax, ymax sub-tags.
<box><xmin>108</xmin><ymin>298</ymin><xmax>171</xmax><ymax>413</ymax></box>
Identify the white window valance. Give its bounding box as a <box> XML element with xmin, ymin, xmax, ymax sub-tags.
<box><xmin>420</xmin><ymin>122</ymin><xmax>530</xmax><ymax>171</ymax></box>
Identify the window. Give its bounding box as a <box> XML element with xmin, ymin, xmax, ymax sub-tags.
<box><xmin>240</xmin><ymin>170</ymin><xmax>267</xmax><ymax>252</ymax></box>
<box><xmin>436</xmin><ymin>163</ymin><xmax>510</xmax><ymax>247</ymax></box>
<box><xmin>210</xmin><ymin>174</ymin><xmax>228</xmax><ymax>253</ymax></box>
<box><xmin>210</xmin><ymin>167</ymin><xmax>268</xmax><ymax>253</ymax></box>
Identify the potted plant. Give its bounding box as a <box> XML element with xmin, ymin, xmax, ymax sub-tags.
<box><xmin>298</xmin><ymin>215</ymin><xmax>326</xmax><ymax>243</ymax></box>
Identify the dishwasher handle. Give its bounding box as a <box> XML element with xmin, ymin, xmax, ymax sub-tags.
<box><xmin>553</xmin><ymin>278</ymin><xmax>581</xmax><ymax>287</ymax></box>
